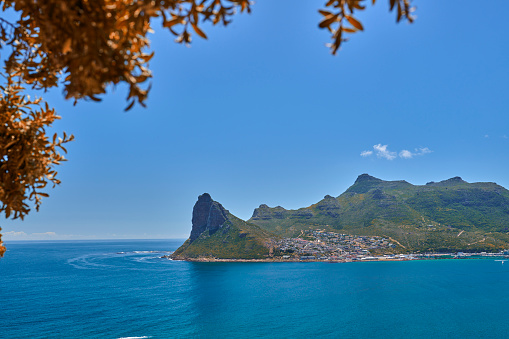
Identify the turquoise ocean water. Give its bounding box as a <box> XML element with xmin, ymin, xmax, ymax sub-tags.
<box><xmin>1</xmin><ymin>239</ymin><xmax>509</xmax><ymax>338</ymax></box>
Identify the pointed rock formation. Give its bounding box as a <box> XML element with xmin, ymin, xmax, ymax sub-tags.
<box><xmin>190</xmin><ymin>193</ymin><xmax>228</xmax><ymax>242</ymax></box>
<box><xmin>355</xmin><ymin>173</ymin><xmax>382</xmax><ymax>184</ymax></box>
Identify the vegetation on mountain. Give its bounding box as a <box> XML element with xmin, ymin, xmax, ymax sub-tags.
<box><xmin>249</xmin><ymin>174</ymin><xmax>509</xmax><ymax>253</ymax></box>
<box><xmin>174</xmin><ymin>175</ymin><xmax>509</xmax><ymax>260</ymax></box>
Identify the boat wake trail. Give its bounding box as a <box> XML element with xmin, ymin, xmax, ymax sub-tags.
<box><xmin>67</xmin><ymin>251</ymin><xmax>173</xmax><ymax>271</ymax></box>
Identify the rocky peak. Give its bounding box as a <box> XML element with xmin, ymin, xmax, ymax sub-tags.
<box><xmin>355</xmin><ymin>173</ymin><xmax>382</xmax><ymax>184</ymax></box>
<box><xmin>189</xmin><ymin>193</ymin><xmax>229</xmax><ymax>243</ymax></box>
<box><xmin>251</xmin><ymin>204</ymin><xmax>287</xmax><ymax>220</ymax></box>
<box><xmin>316</xmin><ymin>195</ymin><xmax>341</xmax><ymax>216</ymax></box>
<box><xmin>426</xmin><ymin>176</ymin><xmax>467</xmax><ymax>187</ymax></box>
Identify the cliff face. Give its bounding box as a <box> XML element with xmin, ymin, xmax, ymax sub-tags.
<box><xmin>189</xmin><ymin>193</ymin><xmax>228</xmax><ymax>242</ymax></box>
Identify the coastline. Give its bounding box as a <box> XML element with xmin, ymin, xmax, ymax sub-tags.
<box><xmin>167</xmin><ymin>254</ymin><xmax>509</xmax><ymax>263</ymax></box>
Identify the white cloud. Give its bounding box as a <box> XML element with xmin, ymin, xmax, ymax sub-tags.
<box><xmin>373</xmin><ymin>144</ymin><xmax>397</xmax><ymax>160</ymax></box>
<box><xmin>361</xmin><ymin>144</ymin><xmax>432</xmax><ymax>160</ymax></box>
<box><xmin>1</xmin><ymin>231</ymin><xmax>170</xmax><ymax>241</ymax></box>
<box><xmin>399</xmin><ymin>150</ymin><xmax>413</xmax><ymax>159</ymax></box>
<box><xmin>417</xmin><ymin>147</ymin><xmax>432</xmax><ymax>155</ymax></box>
<box><xmin>32</xmin><ymin>232</ymin><xmax>57</xmax><ymax>236</ymax></box>
<box><xmin>398</xmin><ymin>147</ymin><xmax>433</xmax><ymax>159</ymax></box>
<box><xmin>2</xmin><ymin>231</ymin><xmax>74</xmax><ymax>240</ymax></box>
<box><xmin>3</xmin><ymin>231</ymin><xmax>27</xmax><ymax>237</ymax></box>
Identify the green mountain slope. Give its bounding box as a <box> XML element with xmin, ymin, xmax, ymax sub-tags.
<box><xmin>248</xmin><ymin>174</ymin><xmax>509</xmax><ymax>252</ymax></box>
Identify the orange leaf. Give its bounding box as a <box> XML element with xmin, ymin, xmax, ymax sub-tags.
<box><xmin>343</xmin><ymin>27</ymin><xmax>357</xmax><ymax>33</ymax></box>
<box><xmin>62</xmin><ymin>38</ymin><xmax>72</xmax><ymax>54</ymax></box>
<box><xmin>318</xmin><ymin>10</ymin><xmax>333</xmax><ymax>17</ymax></box>
<box><xmin>191</xmin><ymin>23</ymin><xmax>208</xmax><ymax>39</ymax></box>
<box><xmin>319</xmin><ymin>14</ymin><xmax>339</xmax><ymax>29</ymax></box>
<box><xmin>345</xmin><ymin>15</ymin><xmax>364</xmax><ymax>31</ymax></box>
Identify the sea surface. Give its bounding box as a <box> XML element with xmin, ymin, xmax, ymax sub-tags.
<box><xmin>1</xmin><ymin>239</ymin><xmax>509</xmax><ymax>338</ymax></box>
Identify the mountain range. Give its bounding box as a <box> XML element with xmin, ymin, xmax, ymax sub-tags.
<box><xmin>171</xmin><ymin>174</ymin><xmax>509</xmax><ymax>259</ymax></box>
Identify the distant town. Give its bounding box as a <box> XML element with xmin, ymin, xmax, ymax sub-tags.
<box><xmin>274</xmin><ymin>229</ymin><xmax>509</xmax><ymax>262</ymax></box>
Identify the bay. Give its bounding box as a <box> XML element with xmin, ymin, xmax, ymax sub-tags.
<box><xmin>1</xmin><ymin>240</ymin><xmax>508</xmax><ymax>338</ymax></box>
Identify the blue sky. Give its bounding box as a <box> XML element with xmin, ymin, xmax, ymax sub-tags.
<box><xmin>3</xmin><ymin>0</ymin><xmax>509</xmax><ymax>240</ymax></box>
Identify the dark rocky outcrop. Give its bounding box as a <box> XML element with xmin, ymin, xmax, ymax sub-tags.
<box><xmin>291</xmin><ymin>209</ymin><xmax>314</xmax><ymax>219</ymax></box>
<box><xmin>189</xmin><ymin>193</ymin><xmax>229</xmax><ymax>242</ymax></box>
<box><xmin>346</xmin><ymin>174</ymin><xmax>412</xmax><ymax>194</ymax></box>
<box><xmin>315</xmin><ymin>195</ymin><xmax>342</xmax><ymax>217</ymax></box>
<box><xmin>426</xmin><ymin>177</ymin><xmax>467</xmax><ymax>187</ymax></box>
<box><xmin>251</xmin><ymin>204</ymin><xmax>287</xmax><ymax>220</ymax></box>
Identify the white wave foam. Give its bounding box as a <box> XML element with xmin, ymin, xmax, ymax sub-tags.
<box><xmin>133</xmin><ymin>251</ymin><xmax>164</xmax><ymax>254</ymax></box>
<box><xmin>67</xmin><ymin>254</ymin><xmax>116</xmax><ymax>270</ymax></box>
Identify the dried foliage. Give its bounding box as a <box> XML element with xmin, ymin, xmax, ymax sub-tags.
<box><xmin>0</xmin><ymin>0</ymin><xmax>252</xmax><ymax>108</ymax></box>
<box><xmin>319</xmin><ymin>0</ymin><xmax>415</xmax><ymax>54</ymax></box>
<box><xmin>0</xmin><ymin>228</ymin><xmax>5</xmax><ymax>256</ymax></box>
<box><xmin>0</xmin><ymin>75</ymin><xmax>73</xmax><ymax>219</ymax></box>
